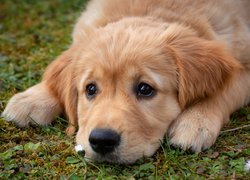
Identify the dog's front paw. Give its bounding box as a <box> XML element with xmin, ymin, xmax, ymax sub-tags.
<box><xmin>1</xmin><ymin>83</ymin><xmax>61</xmax><ymax>127</ymax></box>
<box><xmin>168</xmin><ymin>108</ymin><xmax>222</xmax><ymax>152</ymax></box>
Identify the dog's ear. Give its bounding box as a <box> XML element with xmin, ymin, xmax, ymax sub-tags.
<box><xmin>164</xmin><ymin>25</ymin><xmax>242</xmax><ymax>108</ymax></box>
<box><xmin>43</xmin><ymin>47</ymin><xmax>78</xmax><ymax>134</ymax></box>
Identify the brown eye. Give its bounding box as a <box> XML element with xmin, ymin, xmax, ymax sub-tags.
<box><xmin>86</xmin><ymin>83</ymin><xmax>97</xmax><ymax>99</ymax></box>
<box><xmin>136</xmin><ymin>82</ymin><xmax>155</xmax><ymax>98</ymax></box>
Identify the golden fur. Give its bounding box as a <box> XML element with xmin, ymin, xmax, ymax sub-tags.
<box><xmin>2</xmin><ymin>0</ymin><xmax>250</xmax><ymax>164</ymax></box>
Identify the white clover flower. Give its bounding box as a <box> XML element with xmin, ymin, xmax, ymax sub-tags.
<box><xmin>245</xmin><ymin>160</ymin><xmax>250</xmax><ymax>172</ymax></box>
<box><xmin>75</xmin><ymin>144</ymin><xmax>84</xmax><ymax>152</ymax></box>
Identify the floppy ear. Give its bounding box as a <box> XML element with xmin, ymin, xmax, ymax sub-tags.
<box><xmin>165</xmin><ymin>27</ymin><xmax>242</xmax><ymax>108</ymax></box>
<box><xmin>43</xmin><ymin>47</ymin><xmax>78</xmax><ymax>134</ymax></box>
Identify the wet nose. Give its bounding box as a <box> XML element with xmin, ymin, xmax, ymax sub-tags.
<box><xmin>89</xmin><ymin>128</ymin><xmax>120</xmax><ymax>155</ymax></box>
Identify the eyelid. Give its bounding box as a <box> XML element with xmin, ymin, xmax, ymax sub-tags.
<box><xmin>138</xmin><ymin>77</ymin><xmax>158</xmax><ymax>90</ymax></box>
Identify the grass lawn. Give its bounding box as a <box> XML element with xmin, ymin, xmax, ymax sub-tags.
<box><xmin>0</xmin><ymin>0</ymin><xmax>250</xmax><ymax>179</ymax></box>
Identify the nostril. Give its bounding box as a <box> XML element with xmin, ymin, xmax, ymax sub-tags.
<box><xmin>89</xmin><ymin>129</ymin><xmax>120</xmax><ymax>155</ymax></box>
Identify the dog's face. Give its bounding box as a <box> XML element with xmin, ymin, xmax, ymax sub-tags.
<box><xmin>63</xmin><ymin>19</ymin><xmax>239</xmax><ymax>164</ymax></box>
<box><xmin>74</xmin><ymin>22</ymin><xmax>181</xmax><ymax>163</ymax></box>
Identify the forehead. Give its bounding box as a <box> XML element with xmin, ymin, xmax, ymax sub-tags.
<box><xmin>75</xmin><ymin>28</ymin><xmax>176</xmax><ymax>89</ymax></box>
<box><xmin>78</xmin><ymin>50</ymin><xmax>171</xmax><ymax>81</ymax></box>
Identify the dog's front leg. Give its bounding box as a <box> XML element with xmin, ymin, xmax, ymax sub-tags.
<box><xmin>2</xmin><ymin>48</ymin><xmax>78</xmax><ymax>135</ymax></box>
<box><xmin>168</xmin><ymin>70</ymin><xmax>250</xmax><ymax>152</ymax></box>
<box><xmin>2</xmin><ymin>82</ymin><xmax>62</xmax><ymax>127</ymax></box>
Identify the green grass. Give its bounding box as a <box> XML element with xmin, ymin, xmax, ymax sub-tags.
<box><xmin>0</xmin><ymin>0</ymin><xmax>250</xmax><ymax>179</ymax></box>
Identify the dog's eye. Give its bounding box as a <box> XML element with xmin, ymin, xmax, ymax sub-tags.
<box><xmin>86</xmin><ymin>83</ymin><xmax>97</xmax><ymax>99</ymax></box>
<box><xmin>136</xmin><ymin>82</ymin><xmax>155</xmax><ymax>98</ymax></box>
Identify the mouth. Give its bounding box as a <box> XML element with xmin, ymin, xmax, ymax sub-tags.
<box><xmin>75</xmin><ymin>144</ymin><xmax>126</xmax><ymax>163</ymax></box>
<box><xmin>75</xmin><ymin>144</ymin><xmax>145</xmax><ymax>164</ymax></box>
<box><xmin>92</xmin><ymin>152</ymin><xmax>123</xmax><ymax>163</ymax></box>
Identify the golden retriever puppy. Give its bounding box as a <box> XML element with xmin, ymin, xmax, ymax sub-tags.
<box><xmin>2</xmin><ymin>0</ymin><xmax>250</xmax><ymax>164</ymax></box>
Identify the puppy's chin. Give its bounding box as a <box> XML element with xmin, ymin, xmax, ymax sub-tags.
<box><xmin>83</xmin><ymin>142</ymin><xmax>161</xmax><ymax>164</ymax></box>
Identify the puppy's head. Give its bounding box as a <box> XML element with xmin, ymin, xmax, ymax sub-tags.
<box><xmin>60</xmin><ymin>18</ymin><xmax>240</xmax><ymax>164</ymax></box>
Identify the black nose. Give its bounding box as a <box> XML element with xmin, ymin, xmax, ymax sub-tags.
<box><xmin>89</xmin><ymin>129</ymin><xmax>120</xmax><ymax>155</ymax></box>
